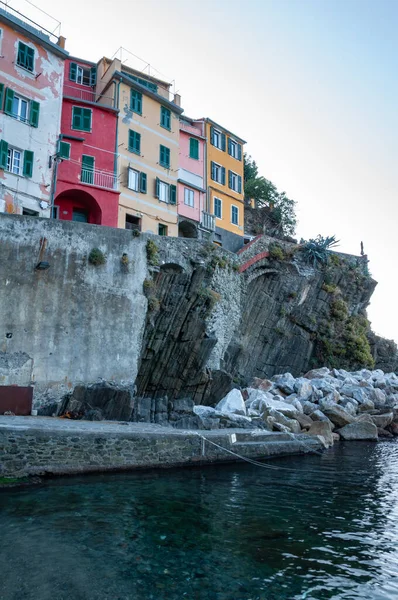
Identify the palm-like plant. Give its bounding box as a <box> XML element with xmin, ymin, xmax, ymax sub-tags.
<box><xmin>301</xmin><ymin>235</ymin><xmax>339</xmax><ymax>267</ymax></box>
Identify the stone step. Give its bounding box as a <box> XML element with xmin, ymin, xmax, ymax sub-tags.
<box><xmin>233</xmin><ymin>432</ymin><xmax>294</xmax><ymax>443</ymax></box>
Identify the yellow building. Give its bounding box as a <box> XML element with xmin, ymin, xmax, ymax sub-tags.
<box><xmin>196</xmin><ymin>118</ymin><xmax>246</xmax><ymax>251</ymax></box>
<box><xmin>97</xmin><ymin>58</ymin><xmax>183</xmax><ymax>236</ymax></box>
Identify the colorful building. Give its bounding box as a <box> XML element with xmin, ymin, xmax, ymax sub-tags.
<box><xmin>96</xmin><ymin>58</ymin><xmax>183</xmax><ymax>235</ymax></box>
<box><xmin>195</xmin><ymin>118</ymin><xmax>246</xmax><ymax>251</ymax></box>
<box><xmin>177</xmin><ymin>116</ymin><xmax>211</xmax><ymax>238</ymax></box>
<box><xmin>54</xmin><ymin>57</ymin><xmax>119</xmax><ymax>226</ymax></box>
<box><xmin>0</xmin><ymin>6</ymin><xmax>67</xmax><ymax>217</ymax></box>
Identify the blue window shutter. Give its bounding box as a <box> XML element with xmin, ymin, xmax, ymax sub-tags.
<box><xmin>238</xmin><ymin>144</ymin><xmax>242</xmax><ymax>161</ymax></box>
<box><xmin>211</xmin><ymin>161</ymin><xmax>215</xmax><ymax>181</ymax></box>
<box><xmin>238</xmin><ymin>175</ymin><xmax>242</xmax><ymax>194</ymax></box>
<box><xmin>228</xmin><ymin>138</ymin><xmax>232</xmax><ymax>156</ymax></box>
<box><xmin>140</xmin><ymin>172</ymin><xmax>147</xmax><ymax>193</ymax></box>
<box><xmin>70</xmin><ymin>62</ymin><xmax>77</xmax><ymax>82</ymax></box>
<box><xmin>221</xmin><ymin>167</ymin><xmax>226</xmax><ymax>186</ymax></box>
<box><xmin>23</xmin><ymin>150</ymin><xmax>34</xmax><ymax>178</ymax></box>
<box><xmin>83</xmin><ymin>109</ymin><xmax>92</xmax><ymax>131</ymax></box>
<box><xmin>30</xmin><ymin>101</ymin><xmax>40</xmax><ymax>127</ymax></box>
<box><xmin>0</xmin><ymin>140</ymin><xmax>8</xmax><ymax>169</ymax></box>
<box><xmin>210</xmin><ymin>126</ymin><xmax>215</xmax><ymax>145</ymax></box>
<box><xmin>155</xmin><ymin>177</ymin><xmax>160</xmax><ymax>198</ymax></box>
<box><xmin>0</xmin><ymin>84</ymin><xmax>4</xmax><ymax>110</ymax></box>
<box><xmin>228</xmin><ymin>170</ymin><xmax>232</xmax><ymax>189</ymax></box>
<box><xmin>90</xmin><ymin>67</ymin><xmax>97</xmax><ymax>86</ymax></box>
<box><xmin>169</xmin><ymin>185</ymin><xmax>177</xmax><ymax>205</ymax></box>
<box><xmin>4</xmin><ymin>88</ymin><xmax>14</xmax><ymax>115</ymax></box>
<box><xmin>221</xmin><ymin>133</ymin><xmax>226</xmax><ymax>151</ymax></box>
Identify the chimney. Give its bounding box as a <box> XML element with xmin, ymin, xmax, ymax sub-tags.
<box><xmin>173</xmin><ymin>93</ymin><xmax>181</xmax><ymax>107</ymax></box>
<box><xmin>57</xmin><ymin>36</ymin><xmax>66</xmax><ymax>49</ymax></box>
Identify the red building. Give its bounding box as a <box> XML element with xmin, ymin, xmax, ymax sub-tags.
<box><xmin>54</xmin><ymin>57</ymin><xmax>119</xmax><ymax>226</ymax></box>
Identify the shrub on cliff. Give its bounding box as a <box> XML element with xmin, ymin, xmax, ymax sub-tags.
<box><xmin>146</xmin><ymin>239</ymin><xmax>159</xmax><ymax>266</ymax></box>
<box><xmin>88</xmin><ymin>248</ymin><xmax>106</xmax><ymax>266</ymax></box>
<box><xmin>301</xmin><ymin>235</ymin><xmax>339</xmax><ymax>267</ymax></box>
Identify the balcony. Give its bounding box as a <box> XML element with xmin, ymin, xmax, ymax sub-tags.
<box><xmin>63</xmin><ymin>84</ymin><xmax>115</xmax><ymax>108</ymax></box>
<box><xmin>180</xmin><ymin>120</ymin><xmax>203</xmax><ymax>137</ymax></box>
<box><xmin>201</xmin><ymin>211</ymin><xmax>215</xmax><ymax>232</ymax></box>
<box><xmin>81</xmin><ymin>168</ymin><xmax>118</xmax><ymax>191</ymax></box>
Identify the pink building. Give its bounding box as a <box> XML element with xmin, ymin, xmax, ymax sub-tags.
<box><xmin>178</xmin><ymin>116</ymin><xmax>214</xmax><ymax>238</ymax></box>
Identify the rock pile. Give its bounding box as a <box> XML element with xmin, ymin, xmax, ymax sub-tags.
<box><xmin>193</xmin><ymin>367</ymin><xmax>398</xmax><ymax>445</ymax></box>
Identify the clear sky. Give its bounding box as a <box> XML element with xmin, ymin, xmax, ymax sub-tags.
<box><xmin>11</xmin><ymin>0</ymin><xmax>398</xmax><ymax>342</ymax></box>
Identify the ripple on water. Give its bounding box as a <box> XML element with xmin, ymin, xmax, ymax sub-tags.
<box><xmin>1</xmin><ymin>440</ymin><xmax>398</xmax><ymax>599</ymax></box>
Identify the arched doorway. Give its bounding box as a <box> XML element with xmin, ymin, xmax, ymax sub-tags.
<box><xmin>178</xmin><ymin>219</ymin><xmax>198</xmax><ymax>239</ymax></box>
<box><xmin>54</xmin><ymin>189</ymin><xmax>102</xmax><ymax>225</ymax></box>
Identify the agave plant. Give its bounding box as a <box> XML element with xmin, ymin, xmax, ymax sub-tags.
<box><xmin>301</xmin><ymin>235</ymin><xmax>340</xmax><ymax>267</ymax></box>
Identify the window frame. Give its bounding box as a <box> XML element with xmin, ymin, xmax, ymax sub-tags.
<box><xmin>229</xmin><ymin>139</ymin><xmax>239</xmax><ymax>159</ymax></box>
<box><xmin>231</xmin><ymin>204</ymin><xmax>239</xmax><ymax>225</ymax></box>
<box><xmin>12</xmin><ymin>93</ymin><xmax>29</xmax><ymax>123</ymax></box>
<box><xmin>71</xmin><ymin>106</ymin><xmax>92</xmax><ymax>132</ymax></box>
<box><xmin>212</xmin><ymin>162</ymin><xmax>223</xmax><ymax>184</ymax></box>
<box><xmin>214</xmin><ymin>197</ymin><xmax>222</xmax><ymax>219</ymax></box>
<box><xmin>158</xmin><ymin>223</ymin><xmax>168</xmax><ymax>236</ymax></box>
<box><xmin>128</xmin><ymin>167</ymin><xmax>139</xmax><ymax>192</ymax></box>
<box><xmin>81</xmin><ymin>154</ymin><xmax>95</xmax><ymax>185</ymax></box>
<box><xmin>128</xmin><ymin>129</ymin><xmax>141</xmax><ymax>155</ymax></box>
<box><xmin>184</xmin><ymin>187</ymin><xmax>194</xmax><ymax>207</ymax></box>
<box><xmin>213</xmin><ymin>129</ymin><xmax>222</xmax><ymax>149</ymax></box>
<box><xmin>159</xmin><ymin>144</ymin><xmax>170</xmax><ymax>168</ymax></box>
<box><xmin>130</xmin><ymin>90</ymin><xmax>142</xmax><ymax>115</ymax></box>
<box><xmin>160</xmin><ymin>106</ymin><xmax>171</xmax><ymax>131</ymax></box>
<box><xmin>6</xmin><ymin>146</ymin><xmax>22</xmax><ymax>175</ymax></box>
<box><xmin>76</xmin><ymin>65</ymin><xmax>91</xmax><ymax>86</ymax></box>
<box><xmin>158</xmin><ymin>180</ymin><xmax>169</xmax><ymax>203</ymax></box>
<box><xmin>16</xmin><ymin>41</ymin><xmax>34</xmax><ymax>73</ymax></box>
<box><xmin>189</xmin><ymin>137</ymin><xmax>199</xmax><ymax>160</ymax></box>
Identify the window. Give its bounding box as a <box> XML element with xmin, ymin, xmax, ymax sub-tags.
<box><xmin>160</xmin><ymin>106</ymin><xmax>171</xmax><ymax>130</ymax></box>
<box><xmin>189</xmin><ymin>138</ymin><xmax>199</xmax><ymax>160</ymax></box>
<box><xmin>130</xmin><ymin>90</ymin><xmax>142</xmax><ymax>114</ymax></box>
<box><xmin>159</xmin><ymin>145</ymin><xmax>170</xmax><ymax>168</ymax></box>
<box><xmin>125</xmin><ymin>214</ymin><xmax>141</xmax><ymax>231</ymax></box>
<box><xmin>231</xmin><ymin>205</ymin><xmax>239</xmax><ymax>225</ymax></box>
<box><xmin>81</xmin><ymin>155</ymin><xmax>94</xmax><ymax>185</ymax></box>
<box><xmin>210</xmin><ymin>161</ymin><xmax>225</xmax><ymax>185</ymax></box>
<box><xmin>58</xmin><ymin>141</ymin><xmax>71</xmax><ymax>160</ymax></box>
<box><xmin>158</xmin><ymin>223</ymin><xmax>168</xmax><ymax>236</ymax></box>
<box><xmin>72</xmin><ymin>106</ymin><xmax>92</xmax><ymax>132</ymax></box>
<box><xmin>156</xmin><ymin>178</ymin><xmax>176</xmax><ymax>204</ymax></box>
<box><xmin>228</xmin><ymin>138</ymin><xmax>242</xmax><ymax>160</ymax></box>
<box><xmin>7</xmin><ymin>147</ymin><xmax>22</xmax><ymax>175</ymax></box>
<box><xmin>184</xmin><ymin>188</ymin><xmax>194</xmax><ymax>207</ymax></box>
<box><xmin>128</xmin><ymin>168</ymin><xmax>139</xmax><ymax>191</ymax></box>
<box><xmin>52</xmin><ymin>205</ymin><xmax>59</xmax><ymax>219</ymax></box>
<box><xmin>4</xmin><ymin>89</ymin><xmax>40</xmax><ymax>127</ymax></box>
<box><xmin>228</xmin><ymin>170</ymin><xmax>242</xmax><ymax>193</ymax></box>
<box><xmin>210</xmin><ymin>126</ymin><xmax>226</xmax><ymax>151</ymax></box>
<box><xmin>12</xmin><ymin>94</ymin><xmax>29</xmax><ymax>122</ymax></box>
<box><xmin>17</xmin><ymin>42</ymin><xmax>34</xmax><ymax>72</ymax></box>
<box><xmin>130</xmin><ymin>76</ymin><xmax>157</xmax><ymax>93</ymax></box>
<box><xmin>22</xmin><ymin>207</ymin><xmax>39</xmax><ymax>216</ymax></box>
<box><xmin>214</xmin><ymin>197</ymin><xmax>222</xmax><ymax>219</ymax></box>
<box><xmin>69</xmin><ymin>62</ymin><xmax>96</xmax><ymax>86</ymax></box>
<box><xmin>72</xmin><ymin>209</ymin><xmax>88</xmax><ymax>223</ymax></box>
<box><xmin>128</xmin><ymin>130</ymin><xmax>141</xmax><ymax>155</ymax></box>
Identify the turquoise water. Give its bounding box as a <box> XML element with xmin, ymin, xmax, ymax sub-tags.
<box><xmin>1</xmin><ymin>441</ymin><xmax>398</xmax><ymax>600</ymax></box>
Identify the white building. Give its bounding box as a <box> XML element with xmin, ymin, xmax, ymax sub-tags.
<box><xmin>0</xmin><ymin>7</ymin><xmax>67</xmax><ymax>217</ymax></box>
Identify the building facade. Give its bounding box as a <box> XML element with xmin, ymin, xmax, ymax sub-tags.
<box><xmin>196</xmin><ymin>118</ymin><xmax>245</xmax><ymax>251</ymax></box>
<box><xmin>96</xmin><ymin>58</ymin><xmax>183</xmax><ymax>236</ymax></box>
<box><xmin>0</xmin><ymin>7</ymin><xmax>67</xmax><ymax>217</ymax></box>
<box><xmin>177</xmin><ymin>116</ymin><xmax>211</xmax><ymax>238</ymax></box>
<box><xmin>54</xmin><ymin>57</ymin><xmax>119</xmax><ymax>226</ymax></box>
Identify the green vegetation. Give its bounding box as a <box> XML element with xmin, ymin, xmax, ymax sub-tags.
<box><xmin>132</xmin><ymin>229</ymin><xmax>140</xmax><ymax>238</ymax></box>
<box><xmin>198</xmin><ymin>287</ymin><xmax>221</xmax><ymax>316</ymax></box>
<box><xmin>268</xmin><ymin>243</ymin><xmax>286</xmax><ymax>261</ymax></box>
<box><xmin>322</xmin><ymin>283</ymin><xmax>337</xmax><ymax>294</ymax></box>
<box><xmin>88</xmin><ymin>248</ymin><xmax>106</xmax><ymax>266</ymax></box>
<box><xmin>331</xmin><ymin>298</ymin><xmax>349</xmax><ymax>321</ymax></box>
<box><xmin>244</xmin><ymin>154</ymin><xmax>297</xmax><ymax>236</ymax></box>
<box><xmin>0</xmin><ymin>476</ymin><xmax>29</xmax><ymax>485</ymax></box>
<box><xmin>328</xmin><ymin>253</ymin><xmax>341</xmax><ymax>267</ymax></box>
<box><xmin>147</xmin><ymin>296</ymin><xmax>160</xmax><ymax>312</ymax></box>
<box><xmin>143</xmin><ymin>278</ymin><xmax>155</xmax><ymax>294</ymax></box>
<box><xmin>146</xmin><ymin>239</ymin><xmax>159</xmax><ymax>266</ymax></box>
<box><xmin>121</xmin><ymin>253</ymin><xmax>130</xmax><ymax>268</ymax></box>
<box><xmin>301</xmin><ymin>235</ymin><xmax>339</xmax><ymax>268</ymax></box>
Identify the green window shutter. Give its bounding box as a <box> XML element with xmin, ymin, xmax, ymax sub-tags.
<box><xmin>83</xmin><ymin>109</ymin><xmax>92</xmax><ymax>131</ymax></box>
<box><xmin>169</xmin><ymin>185</ymin><xmax>177</xmax><ymax>205</ymax></box>
<box><xmin>210</xmin><ymin>126</ymin><xmax>215</xmax><ymax>145</ymax></box>
<box><xmin>72</xmin><ymin>107</ymin><xmax>82</xmax><ymax>129</ymax></box>
<box><xmin>4</xmin><ymin>88</ymin><xmax>14</xmax><ymax>115</ymax></box>
<box><xmin>81</xmin><ymin>155</ymin><xmax>94</xmax><ymax>184</ymax></box>
<box><xmin>0</xmin><ymin>140</ymin><xmax>8</xmax><ymax>169</ymax></box>
<box><xmin>59</xmin><ymin>141</ymin><xmax>71</xmax><ymax>159</ymax></box>
<box><xmin>17</xmin><ymin>43</ymin><xmax>34</xmax><ymax>71</ymax></box>
<box><xmin>30</xmin><ymin>101</ymin><xmax>40</xmax><ymax>127</ymax></box>
<box><xmin>139</xmin><ymin>172</ymin><xmax>147</xmax><ymax>193</ymax></box>
<box><xmin>129</xmin><ymin>130</ymin><xmax>140</xmax><ymax>154</ymax></box>
<box><xmin>221</xmin><ymin>133</ymin><xmax>226</xmax><ymax>152</ymax></box>
<box><xmin>131</xmin><ymin>90</ymin><xmax>142</xmax><ymax>114</ymax></box>
<box><xmin>0</xmin><ymin>84</ymin><xmax>4</xmax><ymax>110</ymax></box>
<box><xmin>90</xmin><ymin>67</ymin><xmax>97</xmax><ymax>86</ymax></box>
<box><xmin>160</xmin><ymin>107</ymin><xmax>171</xmax><ymax>130</ymax></box>
<box><xmin>238</xmin><ymin>144</ymin><xmax>242</xmax><ymax>161</ymax></box>
<box><xmin>26</xmin><ymin>46</ymin><xmax>34</xmax><ymax>71</ymax></box>
<box><xmin>221</xmin><ymin>167</ymin><xmax>226</xmax><ymax>186</ymax></box>
<box><xmin>155</xmin><ymin>177</ymin><xmax>160</xmax><ymax>198</ymax></box>
<box><xmin>166</xmin><ymin>147</ymin><xmax>170</xmax><ymax>167</ymax></box>
<box><xmin>210</xmin><ymin>161</ymin><xmax>215</xmax><ymax>181</ymax></box>
<box><xmin>189</xmin><ymin>138</ymin><xmax>199</xmax><ymax>160</ymax></box>
<box><xmin>23</xmin><ymin>150</ymin><xmax>34</xmax><ymax>178</ymax></box>
<box><xmin>238</xmin><ymin>175</ymin><xmax>242</xmax><ymax>194</ymax></box>
<box><xmin>69</xmin><ymin>62</ymin><xmax>77</xmax><ymax>82</ymax></box>
<box><xmin>228</xmin><ymin>170</ymin><xmax>232</xmax><ymax>189</ymax></box>
<box><xmin>160</xmin><ymin>145</ymin><xmax>170</xmax><ymax>167</ymax></box>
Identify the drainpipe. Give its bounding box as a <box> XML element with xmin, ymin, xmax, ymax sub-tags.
<box><xmin>49</xmin><ymin>142</ymin><xmax>60</xmax><ymax>219</ymax></box>
<box><xmin>113</xmin><ymin>80</ymin><xmax>121</xmax><ymax>178</ymax></box>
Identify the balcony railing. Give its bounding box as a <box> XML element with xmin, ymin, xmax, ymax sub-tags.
<box><xmin>180</xmin><ymin>121</ymin><xmax>203</xmax><ymax>137</ymax></box>
<box><xmin>201</xmin><ymin>211</ymin><xmax>215</xmax><ymax>232</ymax></box>
<box><xmin>81</xmin><ymin>168</ymin><xmax>118</xmax><ymax>191</ymax></box>
<box><xmin>63</xmin><ymin>84</ymin><xmax>115</xmax><ymax>108</ymax></box>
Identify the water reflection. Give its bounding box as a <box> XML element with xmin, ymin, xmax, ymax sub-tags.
<box><xmin>1</xmin><ymin>441</ymin><xmax>398</xmax><ymax>599</ymax></box>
